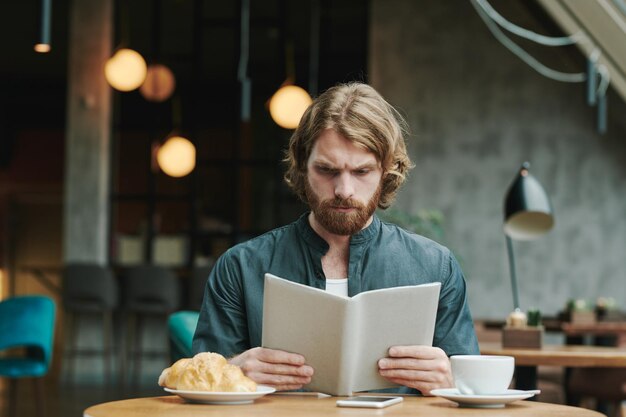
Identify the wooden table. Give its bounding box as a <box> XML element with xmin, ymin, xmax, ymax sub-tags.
<box><xmin>83</xmin><ymin>393</ymin><xmax>604</xmax><ymax>417</ymax></box>
<box><xmin>480</xmin><ymin>342</ymin><xmax>626</xmax><ymax>390</ymax></box>
<box><xmin>562</xmin><ymin>322</ymin><xmax>626</xmax><ymax>346</ymax></box>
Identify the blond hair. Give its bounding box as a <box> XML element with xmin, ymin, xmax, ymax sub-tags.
<box><xmin>284</xmin><ymin>82</ymin><xmax>414</xmax><ymax>209</ymax></box>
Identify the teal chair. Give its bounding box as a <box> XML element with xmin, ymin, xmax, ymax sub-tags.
<box><xmin>0</xmin><ymin>295</ymin><xmax>56</xmax><ymax>417</ymax></box>
<box><xmin>168</xmin><ymin>310</ymin><xmax>200</xmax><ymax>363</ymax></box>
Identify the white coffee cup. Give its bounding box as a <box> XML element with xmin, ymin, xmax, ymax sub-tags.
<box><xmin>450</xmin><ymin>355</ymin><xmax>514</xmax><ymax>395</ymax></box>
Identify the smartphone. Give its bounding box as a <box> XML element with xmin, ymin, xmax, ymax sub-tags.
<box><xmin>336</xmin><ymin>396</ymin><xmax>403</xmax><ymax>408</ymax></box>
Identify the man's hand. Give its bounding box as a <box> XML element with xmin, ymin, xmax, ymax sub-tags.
<box><xmin>229</xmin><ymin>347</ymin><xmax>314</xmax><ymax>391</ymax></box>
<box><xmin>377</xmin><ymin>345</ymin><xmax>453</xmax><ymax>395</ymax></box>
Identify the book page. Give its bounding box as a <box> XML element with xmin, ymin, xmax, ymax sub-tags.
<box><xmin>350</xmin><ymin>283</ymin><xmax>441</xmax><ymax>393</ymax></box>
<box><xmin>261</xmin><ymin>274</ymin><xmax>357</xmax><ymax>395</ymax></box>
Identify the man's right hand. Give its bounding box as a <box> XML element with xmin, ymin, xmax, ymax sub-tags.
<box><xmin>228</xmin><ymin>347</ymin><xmax>314</xmax><ymax>391</ymax></box>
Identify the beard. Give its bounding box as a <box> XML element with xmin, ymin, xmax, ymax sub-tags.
<box><xmin>305</xmin><ymin>181</ymin><xmax>381</xmax><ymax>236</ymax></box>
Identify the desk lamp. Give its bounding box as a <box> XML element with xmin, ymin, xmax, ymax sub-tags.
<box><xmin>504</xmin><ymin>162</ymin><xmax>554</xmax><ymax>312</ymax></box>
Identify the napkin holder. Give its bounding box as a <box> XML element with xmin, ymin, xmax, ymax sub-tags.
<box><xmin>502</xmin><ymin>325</ymin><xmax>543</xmax><ymax>349</ymax></box>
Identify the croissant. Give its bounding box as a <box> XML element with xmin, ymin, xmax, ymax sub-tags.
<box><xmin>158</xmin><ymin>352</ymin><xmax>257</xmax><ymax>392</ymax></box>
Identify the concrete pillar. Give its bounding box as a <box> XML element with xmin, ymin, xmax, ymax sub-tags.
<box><xmin>64</xmin><ymin>0</ymin><xmax>113</xmax><ymax>263</ymax></box>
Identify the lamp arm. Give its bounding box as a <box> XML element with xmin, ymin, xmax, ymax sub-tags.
<box><xmin>506</xmin><ymin>235</ymin><xmax>521</xmax><ymax>311</ymax></box>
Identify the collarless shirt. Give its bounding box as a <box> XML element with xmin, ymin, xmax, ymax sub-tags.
<box><xmin>325</xmin><ymin>278</ymin><xmax>348</xmax><ymax>297</ymax></box>
<box><xmin>192</xmin><ymin>212</ymin><xmax>479</xmax><ymax>389</ymax></box>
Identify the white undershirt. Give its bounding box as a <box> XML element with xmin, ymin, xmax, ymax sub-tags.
<box><xmin>325</xmin><ymin>278</ymin><xmax>348</xmax><ymax>297</ymax></box>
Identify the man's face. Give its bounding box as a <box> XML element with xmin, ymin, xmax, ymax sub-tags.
<box><xmin>305</xmin><ymin>128</ymin><xmax>383</xmax><ymax>236</ymax></box>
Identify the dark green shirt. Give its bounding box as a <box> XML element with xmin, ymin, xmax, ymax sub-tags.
<box><xmin>193</xmin><ymin>213</ymin><xmax>478</xmax><ymax>363</ymax></box>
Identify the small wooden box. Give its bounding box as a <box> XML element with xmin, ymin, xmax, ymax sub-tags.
<box><xmin>502</xmin><ymin>326</ymin><xmax>543</xmax><ymax>348</ymax></box>
<box><xmin>564</xmin><ymin>310</ymin><xmax>596</xmax><ymax>325</ymax></box>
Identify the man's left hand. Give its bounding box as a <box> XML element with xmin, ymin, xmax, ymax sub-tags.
<box><xmin>377</xmin><ymin>345</ymin><xmax>453</xmax><ymax>395</ymax></box>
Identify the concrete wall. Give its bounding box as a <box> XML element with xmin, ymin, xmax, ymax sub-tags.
<box><xmin>370</xmin><ymin>0</ymin><xmax>626</xmax><ymax>319</ymax></box>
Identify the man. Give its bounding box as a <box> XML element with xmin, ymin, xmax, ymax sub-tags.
<box><xmin>192</xmin><ymin>82</ymin><xmax>478</xmax><ymax>395</ymax></box>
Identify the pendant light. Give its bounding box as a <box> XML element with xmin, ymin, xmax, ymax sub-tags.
<box><xmin>105</xmin><ymin>1</ymin><xmax>147</xmax><ymax>92</ymax></box>
<box><xmin>269</xmin><ymin>84</ymin><xmax>313</xmax><ymax>129</ymax></box>
<box><xmin>105</xmin><ymin>48</ymin><xmax>147</xmax><ymax>92</ymax></box>
<box><xmin>156</xmin><ymin>135</ymin><xmax>196</xmax><ymax>178</ymax></box>
<box><xmin>155</xmin><ymin>97</ymin><xmax>196</xmax><ymax>178</ymax></box>
<box><xmin>268</xmin><ymin>42</ymin><xmax>312</xmax><ymax>129</ymax></box>
<box><xmin>34</xmin><ymin>0</ymin><xmax>52</xmax><ymax>53</ymax></box>
<box><xmin>139</xmin><ymin>1</ymin><xmax>176</xmax><ymax>102</ymax></box>
<box><xmin>268</xmin><ymin>0</ymin><xmax>320</xmax><ymax>129</ymax></box>
<box><xmin>140</xmin><ymin>64</ymin><xmax>176</xmax><ymax>102</ymax></box>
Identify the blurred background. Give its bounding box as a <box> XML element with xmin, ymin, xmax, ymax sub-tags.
<box><xmin>1</xmin><ymin>0</ymin><xmax>626</xmax><ymax>414</ymax></box>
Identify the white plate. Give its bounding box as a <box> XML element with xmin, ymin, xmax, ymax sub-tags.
<box><xmin>430</xmin><ymin>388</ymin><xmax>537</xmax><ymax>408</ymax></box>
<box><xmin>164</xmin><ymin>385</ymin><xmax>276</xmax><ymax>405</ymax></box>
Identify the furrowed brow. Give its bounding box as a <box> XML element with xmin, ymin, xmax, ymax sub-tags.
<box><xmin>355</xmin><ymin>162</ymin><xmax>379</xmax><ymax>170</ymax></box>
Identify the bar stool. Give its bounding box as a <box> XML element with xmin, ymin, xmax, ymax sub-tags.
<box><xmin>122</xmin><ymin>264</ymin><xmax>180</xmax><ymax>387</ymax></box>
<box><xmin>62</xmin><ymin>263</ymin><xmax>119</xmax><ymax>385</ymax></box>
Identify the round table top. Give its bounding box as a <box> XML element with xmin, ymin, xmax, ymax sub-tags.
<box><xmin>83</xmin><ymin>393</ymin><xmax>604</xmax><ymax>417</ymax></box>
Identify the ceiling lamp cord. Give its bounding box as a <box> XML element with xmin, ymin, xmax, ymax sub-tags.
<box><xmin>470</xmin><ymin>0</ymin><xmax>610</xmax><ymax>134</ymax></box>
<box><xmin>308</xmin><ymin>0</ymin><xmax>320</xmax><ymax>97</ymax></box>
<box><xmin>237</xmin><ymin>0</ymin><xmax>251</xmax><ymax>122</ymax></box>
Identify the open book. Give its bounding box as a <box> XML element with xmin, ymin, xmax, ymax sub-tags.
<box><xmin>261</xmin><ymin>273</ymin><xmax>441</xmax><ymax>396</ymax></box>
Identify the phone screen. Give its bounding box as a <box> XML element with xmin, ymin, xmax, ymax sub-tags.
<box><xmin>344</xmin><ymin>397</ymin><xmax>393</xmax><ymax>402</ymax></box>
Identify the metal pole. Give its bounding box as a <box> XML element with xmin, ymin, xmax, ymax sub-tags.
<box><xmin>506</xmin><ymin>235</ymin><xmax>520</xmax><ymax>311</ymax></box>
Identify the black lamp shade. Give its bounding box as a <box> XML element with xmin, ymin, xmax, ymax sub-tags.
<box><xmin>504</xmin><ymin>163</ymin><xmax>554</xmax><ymax>241</ymax></box>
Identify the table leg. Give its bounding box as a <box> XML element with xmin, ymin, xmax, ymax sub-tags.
<box><xmin>514</xmin><ymin>366</ymin><xmax>537</xmax><ymax>394</ymax></box>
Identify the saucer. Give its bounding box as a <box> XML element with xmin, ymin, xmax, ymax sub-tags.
<box><xmin>430</xmin><ymin>388</ymin><xmax>537</xmax><ymax>408</ymax></box>
<box><xmin>164</xmin><ymin>385</ymin><xmax>276</xmax><ymax>405</ymax></box>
